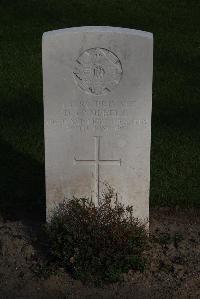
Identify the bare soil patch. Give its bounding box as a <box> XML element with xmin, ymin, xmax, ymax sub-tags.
<box><xmin>0</xmin><ymin>208</ymin><xmax>200</xmax><ymax>298</ymax></box>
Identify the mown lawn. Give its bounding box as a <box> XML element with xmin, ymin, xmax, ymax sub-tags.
<box><xmin>0</xmin><ymin>0</ymin><xmax>200</xmax><ymax>220</ymax></box>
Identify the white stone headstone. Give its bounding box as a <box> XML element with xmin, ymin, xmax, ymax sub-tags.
<box><xmin>42</xmin><ymin>26</ymin><xmax>153</xmax><ymax>222</ymax></box>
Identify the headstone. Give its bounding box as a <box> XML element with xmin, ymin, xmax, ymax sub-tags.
<box><xmin>42</xmin><ymin>26</ymin><xmax>153</xmax><ymax>222</ymax></box>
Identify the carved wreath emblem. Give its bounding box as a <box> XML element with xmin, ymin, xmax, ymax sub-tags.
<box><xmin>73</xmin><ymin>48</ymin><xmax>122</xmax><ymax>95</ymax></box>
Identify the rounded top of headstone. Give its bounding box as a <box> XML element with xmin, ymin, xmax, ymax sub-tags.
<box><xmin>43</xmin><ymin>26</ymin><xmax>153</xmax><ymax>39</ymax></box>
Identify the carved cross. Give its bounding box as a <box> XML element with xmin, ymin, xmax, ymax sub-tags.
<box><xmin>74</xmin><ymin>136</ymin><xmax>121</xmax><ymax>202</ymax></box>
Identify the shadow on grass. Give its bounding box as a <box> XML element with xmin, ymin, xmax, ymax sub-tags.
<box><xmin>0</xmin><ymin>138</ymin><xmax>45</xmax><ymax>223</ymax></box>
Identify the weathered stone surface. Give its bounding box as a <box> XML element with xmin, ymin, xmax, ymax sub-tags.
<box><xmin>42</xmin><ymin>26</ymin><xmax>153</xmax><ymax>221</ymax></box>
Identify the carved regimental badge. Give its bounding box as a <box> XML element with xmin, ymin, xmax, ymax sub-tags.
<box><xmin>73</xmin><ymin>48</ymin><xmax>122</xmax><ymax>95</ymax></box>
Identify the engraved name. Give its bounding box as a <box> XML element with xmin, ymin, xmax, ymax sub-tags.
<box><xmin>46</xmin><ymin>99</ymin><xmax>147</xmax><ymax>131</ymax></box>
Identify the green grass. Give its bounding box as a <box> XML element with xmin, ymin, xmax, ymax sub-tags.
<box><xmin>0</xmin><ymin>0</ymin><xmax>200</xmax><ymax>220</ymax></box>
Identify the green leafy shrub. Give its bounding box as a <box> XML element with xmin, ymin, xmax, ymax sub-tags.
<box><xmin>45</xmin><ymin>188</ymin><xmax>148</xmax><ymax>283</ymax></box>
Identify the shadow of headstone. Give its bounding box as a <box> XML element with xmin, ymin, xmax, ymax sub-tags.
<box><xmin>0</xmin><ymin>138</ymin><xmax>45</xmax><ymax>223</ymax></box>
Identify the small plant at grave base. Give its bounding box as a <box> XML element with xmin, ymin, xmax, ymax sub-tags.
<box><xmin>45</xmin><ymin>187</ymin><xmax>148</xmax><ymax>283</ymax></box>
